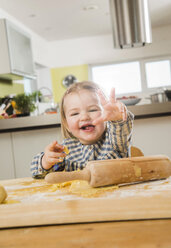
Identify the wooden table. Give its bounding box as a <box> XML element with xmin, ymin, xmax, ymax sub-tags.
<box><xmin>0</xmin><ymin>219</ymin><xmax>171</xmax><ymax>248</ymax></box>
<box><xmin>0</xmin><ymin>177</ymin><xmax>171</xmax><ymax>247</ymax></box>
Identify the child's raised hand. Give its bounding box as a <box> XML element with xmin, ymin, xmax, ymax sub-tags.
<box><xmin>42</xmin><ymin>141</ymin><xmax>66</xmax><ymax>170</ymax></box>
<box><xmin>93</xmin><ymin>88</ymin><xmax>127</xmax><ymax>125</ymax></box>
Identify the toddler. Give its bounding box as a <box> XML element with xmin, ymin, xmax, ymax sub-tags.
<box><xmin>31</xmin><ymin>81</ymin><xmax>134</xmax><ymax>178</ymax></box>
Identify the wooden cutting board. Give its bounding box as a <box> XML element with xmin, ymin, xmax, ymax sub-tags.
<box><xmin>0</xmin><ymin>176</ymin><xmax>171</xmax><ymax>229</ymax></box>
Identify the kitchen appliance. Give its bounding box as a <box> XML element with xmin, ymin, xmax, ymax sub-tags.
<box><xmin>109</xmin><ymin>0</ymin><xmax>152</xmax><ymax>48</ymax></box>
<box><xmin>149</xmin><ymin>92</ymin><xmax>168</xmax><ymax>103</ymax></box>
<box><xmin>164</xmin><ymin>90</ymin><xmax>171</xmax><ymax>101</ymax></box>
<box><xmin>45</xmin><ymin>155</ymin><xmax>171</xmax><ymax>187</ymax></box>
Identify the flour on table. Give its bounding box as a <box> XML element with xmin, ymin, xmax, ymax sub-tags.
<box><xmin>1</xmin><ymin>177</ymin><xmax>171</xmax><ymax>204</ymax></box>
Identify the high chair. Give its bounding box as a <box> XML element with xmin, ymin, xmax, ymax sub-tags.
<box><xmin>131</xmin><ymin>146</ymin><xmax>144</xmax><ymax>157</ymax></box>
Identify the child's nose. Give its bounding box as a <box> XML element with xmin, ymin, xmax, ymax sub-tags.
<box><xmin>80</xmin><ymin>112</ymin><xmax>90</xmax><ymax>121</ymax></box>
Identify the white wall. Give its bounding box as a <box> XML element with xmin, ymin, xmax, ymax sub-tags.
<box><xmin>1</xmin><ymin>7</ymin><xmax>171</xmax><ymax>69</ymax></box>
<box><xmin>47</xmin><ymin>25</ymin><xmax>171</xmax><ymax>68</ymax></box>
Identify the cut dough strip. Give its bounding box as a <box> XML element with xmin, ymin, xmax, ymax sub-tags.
<box><xmin>0</xmin><ymin>185</ymin><xmax>7</xmax><ymax>204</ymax></box>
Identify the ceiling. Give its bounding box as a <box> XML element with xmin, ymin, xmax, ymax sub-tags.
<box><xmin>0</xmin><ymin>0</ymin><xmax>171</xmax><ymax>42</ymax></box>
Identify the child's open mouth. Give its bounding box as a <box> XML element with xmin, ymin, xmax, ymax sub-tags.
<box><xmin>80</xmin><ymin>124</ymin><xmax>95</xmax><ymax>132</ymax></box>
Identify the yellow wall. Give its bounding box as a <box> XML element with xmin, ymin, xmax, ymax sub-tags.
<box><xmin>50</xmin><ymin>64</ymin><xmax>88</xmax><ymax>103</ymax></box>
<box><xmin>0</xmin><ymin>80</ymin><xmax>24</xmax><ymax>97</ymax></box>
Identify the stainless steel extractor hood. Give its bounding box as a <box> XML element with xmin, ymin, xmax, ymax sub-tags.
<box><xmin>109</xmin><ymin>0</ymin><xmax>152</xmax><ymax>49</ymax></box>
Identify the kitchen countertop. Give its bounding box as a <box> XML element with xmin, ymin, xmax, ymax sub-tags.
<box><xmin>0</xmin><ymin>102</ymin><xmax>171</xmax><ymax>132</ymax></box>
<box><xmin>0</xmin><ymin>113</ymin><xmax>61</xmax><ymax>132</ymax></box>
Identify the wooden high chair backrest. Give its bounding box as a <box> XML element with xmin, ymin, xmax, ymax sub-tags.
<box><xmin>131</xmin><ymin>146</ymin><xmax>144</xmax><ymax>157</ymax></box>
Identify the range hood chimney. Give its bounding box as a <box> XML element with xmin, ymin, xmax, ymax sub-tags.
<box><xmin>109</xmin><ymin>0</ymin><xmax>152</xmax><ymax>49</ymax></box>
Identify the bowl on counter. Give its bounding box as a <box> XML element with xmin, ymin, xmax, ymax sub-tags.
<box><xmin>117</xmin><ymin>97</ymin><xmax>141</xmax><ymax>106</ymax></box>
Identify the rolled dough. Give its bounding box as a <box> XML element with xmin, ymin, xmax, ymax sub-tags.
<box><xmin>0</xmin><ymin>185</ymin><xmax>7</xmax><ymax>203</ymax></box>
<box><xmin>51</xmin><ymin>180</ymin><xmax>119</xmax><ymax>197</ymax></box>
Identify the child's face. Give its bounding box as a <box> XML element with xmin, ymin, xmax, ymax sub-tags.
<box><xmin>64</xmin><ymin>89</ymin><xmax>106</xmax><ymax>144</ymax></box>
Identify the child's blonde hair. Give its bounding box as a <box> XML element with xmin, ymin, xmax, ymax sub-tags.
<box><xmin>60</xmin><ymin>81</ymin><xmax>101</xmax><ymax>139</ymax></box>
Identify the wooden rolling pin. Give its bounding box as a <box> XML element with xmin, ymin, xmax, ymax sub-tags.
<box><xmin>45</xmin><ymin>155</ymin><xmax>171</xmax><ymax>187</ymax></box>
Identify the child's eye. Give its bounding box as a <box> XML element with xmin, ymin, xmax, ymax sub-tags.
<box><xmin>89</xmin><ymin>109</ymin><xmax>98</xmax><ymax>112</ymax></box>
<box><xmin>71</xmin><ymin>112</ymin><xmax>79</xmax><ymax>116</ymax></box>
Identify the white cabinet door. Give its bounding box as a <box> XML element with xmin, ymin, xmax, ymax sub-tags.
<box><xmin>0</xmin><ymin>19</ymin><xmax>35</xmax><ymax>80</ymax></box>
<box><xmin>12</xmin><ymin>127</ymin><xmax>62</xmax><ymax>178</ymax></box>
<box><xmin>132</xmin><ymin>116</ymin><xmax>171</xmax><ymax>157</ymax></box>
<box><xmin>0</xmin><ymin>133</ymin><xmax>15</xmax><ymax>180</ymax></box>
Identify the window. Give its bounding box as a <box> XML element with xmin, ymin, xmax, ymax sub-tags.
<box><xmin>90</xmin><ymin>56</ymin><xmax>171</xmax><ymax>96</ymax></box>
<box><xmin>145</xmin><ymin>60</ymin><xmax>171</xmax><ymax>88</ymax></box>
<box><xmin>91</xmin><ymin>62</ymin><xmax>141</xmax><ymax>96</ymax></box>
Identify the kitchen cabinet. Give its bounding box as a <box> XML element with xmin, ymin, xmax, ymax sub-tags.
<box><xmin>0</xmin><ymin>133</ymin><xmax>15</xmax><ymax>180</ymax></box>
<box><xmin>0</xmin><ymin>127</ymin><xmax>62</xmax><ymax>179</ymax></box>
<box><xmin>132</xmin><ymin>116</ymin><xmax>171</xmax><ymax>158</ymax></box>
<box><xmin>0</xmin><ymin>19</ymin><xmax>35</xmax><ymax>80</ymax></box>
<box><xmin>12</xmin><ymin>127</ymin><xmax>62</xmax><ymax>178</ymax></box>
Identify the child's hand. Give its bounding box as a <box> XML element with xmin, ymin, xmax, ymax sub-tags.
<box><xmin>93</xmin><ymin>88</ymin><xmax>127</xmax><ymax>125</ymax></box>
<box><xmin>42</xmin><ymin>141</ymin><xmax>66</xmax><ymax>170</ymax></box>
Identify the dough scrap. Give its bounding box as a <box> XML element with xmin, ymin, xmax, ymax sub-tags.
<box><xmin>64</xmin><ymin>146</ymin><xmax>69</xmax><ymax>154</ymax></box>
<box><xmin>2</xmin><ymin>179</ymin><xmax>119</xmax><ymax>205</ymax></box>
<box><xmin>52</xmin><ymin>180</ymin><xmax>119</xmax><ymax>198</ymax></box>
<box><xmin>0</xmin><ymin>185</ymin><xmax>7</xmax><ymax>203</ymax></box>
<box><xmin>3</xmin><ymin>199</ymin><xmax>20</xmax><ymax>204</ymax></box>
